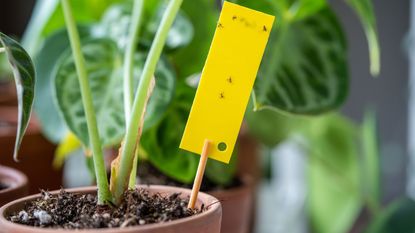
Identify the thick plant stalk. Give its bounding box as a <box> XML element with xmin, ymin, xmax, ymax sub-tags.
<box><xmin>111</xmin><ymin>0</ymin><xmax>183</xmax><ymax>204</ymax></box>
<box><xmin>61</xmin><ymin>0</ymin><xmax>111</xmax><ymax>205</ymax></box>
<box><xmin>128</xmin><ymin>150</ymin><xmax>140</xmax><ymax>188</ymax></box>
<box><xmin>111</xmin><ymin>77</ymin><xmax>155</xmax><ymax>193</ymax></box>
<box><xmin>123</xmin><ymin>0</ymin><xmax>145</xmax><ymax>189</ymax></box>
<box><xmin>124</xmin><ymin>0</ymin><xmax>144</xmax><ymax>119</ymax></box>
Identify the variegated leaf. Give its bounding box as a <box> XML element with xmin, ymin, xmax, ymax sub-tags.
<box><xmin>0</xmin><ymin>32</ymin><xmax>36</xmax><ymax>160</ymax></box>
<box><xmin>253</xmin><ymin>6</ymin><xmax>348</xmax><ymax>115</ymax></box>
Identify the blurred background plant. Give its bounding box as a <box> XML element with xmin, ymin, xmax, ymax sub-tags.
<box><xmin>0</xmin><ymin>0</ymin><xmax>412</xmax><ymax>233</ymax></box>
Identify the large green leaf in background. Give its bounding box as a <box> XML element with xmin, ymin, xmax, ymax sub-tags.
<box><xmin>143</xmin><ymin>4</ymin><xmax>193</xmax><ymax>51</ymax></box>
<box><xmin>141</xmin><ymin>83</ymin><xmax>198</xmax><ymax>183</ymax></box>
<box><xmin>99</xmin><ymin>2</ymin><xmax>193</xmax><ymax>51</ymax></box>
<box><xmin>0</xmin><ymin>53</ymin><xmax>12</xmax><ymax>81</ymax></box>
<box><xmin>0</xmin><ymin>33</ymin><xmax>35</xmax><ymax>160</ymax></box>
<box><xmin>245</xmin><ymin>106</ymin><xmax>307</xmax><ymax>147</ymax></box>
<box><xmin>365</xmin><ymin>198</ymin><xmax>415</xmax><ymax>233</ymax></box>
<box><xmin>306</xmin><ymin>114</ymin><xmax>361</xmax><ymax>233</ymax></box>
<box><xmin>42</xmin><ymin>0</ymin><xmax>124</xmax><ymax>37</ymax></box>
<box><xmin>54</xmin><ymin>38</ymin><xmax>175</xmax><ymax>148</ymax></box>
<box><xmin>345</xmin><ymin>0</ymin><xmax>380</xmax><ymax>76</ymax></box>
<box><xmin>253</xmin><ymin>6</ymin><xmax>348</xmax><ymax>114</ymax></box>
<box><xmin>34</xmin><ymin>26</ymin><xmax>93</xmax><ymax>143</ymax></box>
<box><xmin>55</xmin><ymin>38</ymin><xmax>123</xmax><ymax>147</ymax></box>
<box><xmin>285</xmin><ymin>0</ymin><xmax>326</xmax><ymax>21</ymax></box>
<box><xmin>171</xmin><ymin>0</ymin><xmax>218</xmax><ymax>79</ymax></box>
<box><xmin>21</xmin><ymin>0</ymin><xmax>124</xmax><ymax>55</ymax></box>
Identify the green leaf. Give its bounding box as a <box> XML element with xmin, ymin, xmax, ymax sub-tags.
<box><xmin>141</xmin><ymin>83</ymin><xmax>198</xmax><ymax>183</ymax></box>
<box><xmin>42</xmin><ymin>0</ymin><xmax>124</xmax><ymax>36</ymax></box>
<box><xmin>54</xmin><ymin>38</ymin><xmax>175</xmax><ymax>147</ymax></box>
<box><xmin>0</xmin><ymin>52</ymin><xmax>12</xmax><ymax>80</ymax></box>
<box><xmin>253</xmin><ymin>6</ymin><xmax>348</xmax><ymax>115</ymax></box>
<box><xmin>306</xmin><ymin>114</ymin><xmax>362</xmax><ymax>233</ymax></box>
<box><xmin>98</xmin><ymin>3</ymin><xmax>132</xmax><ymax>49</ymax></box>
<box><xmin>171</xmin><ymin>0</ymin><xmax>218</xmax><ymax>78</ymax></box>
<box><xmin>99</xmin><ymin>2</ymin><xmax>194</xmax><ymax>51</ymax></box>
<box><xmin>245</xmin><ymin>106</ymin><xmax>306</xmax><ymax>147</ymax></box>
<box><xmin>286</xmin><ymin>0</ymin><xmax>326</xmax><ymax>21</ymax></box>
<box><xmin>0</xmin><ymin>32</ymin><xmax>36</xmax><ymax>161</ymax></box>
<box><xmin>34</xmin><ymin>26</ymin><xmax>93</xmax><ymax>143</ymax></box>
<box><xmin>365</xmin><ymin>198</ymin><xmax>415</xmax><ymax>233</ymax></box>
<box><xmin>143</xmin><ymin>5</ymin><xmax>193</xmax><ymax>51</ymax></box>
<box><xmin>55</xmin><ymin>38</ymin><xmax>124</xmax><ymax>147</ymax></box>
<box><xmin>345</xmin><ymin>0</ymin><xmax>380</xmax><ymax>76</ymax></box>
<box><xmin>361</xmin><ymin>110</ymin><xmax>381</xmax><ymax>214</ymax></box>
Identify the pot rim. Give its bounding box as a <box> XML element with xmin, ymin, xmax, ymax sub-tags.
<box><xmin>0</xmin><ymin>165</ymin><xmax>28</xmax><ymax>194</ymax></box>
<box><xmin>0</xmin><ymin>185</ymin><xmax>221</xmax><ymax>232</ymax></box>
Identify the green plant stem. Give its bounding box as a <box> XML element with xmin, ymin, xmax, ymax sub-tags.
<box><xmin>362</xmin><ymin>110</ymin><xmax>381</xmax><ymax>215</ymax></box>
<box><xmin>0</xmin><ymin>47</ymin><xmax>5</xmax><ymax>53</ymax></box>
<box><xmin>128</xmin><ymin>149</ymin><xmax>140</xmax><ymax>188</ymax></box>
<box><xmin>123</xmin><ymin>0</ymin><xmax>144</xmax><ymax>189</ymax></box>
<box><xmin>124</xmin><ymin>0</ymin><xmax>144</xmax><ymax>119</ymax></box>
<box><xmin>112</xmin><ymin>0</ymin><xmax>183</xmax><ymax>204</ymax></box>
<box><xmin>61</xmin><ymin>0</ymin><xmax>111</xmax><ymax>205</ymax></box>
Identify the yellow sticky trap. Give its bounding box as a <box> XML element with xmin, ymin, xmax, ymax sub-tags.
<box><xmin>180</xmin><ymin>1</ymin><xmax>274</xmax><ymax>163</ymax></box>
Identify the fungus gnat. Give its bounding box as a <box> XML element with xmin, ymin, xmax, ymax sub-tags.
<box><xmin>220</xmin><ymin>92</ymin><xmax>225</xmax><ymax>99</ymax></box>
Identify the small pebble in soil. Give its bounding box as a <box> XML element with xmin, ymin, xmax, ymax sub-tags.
<box><xmin>8</xmin><ymin>189</ymin><xmax>203</xmax><ymax>229</ymax></box>
<box><xmin>33</xmin><ymin>210</ymin><xmax>52</xmax><ymax>225</ymax></box>
<box><xmin>18</xmin><ymin>211</ymin><xmax>28</xmax><ymax>223</ymax></box>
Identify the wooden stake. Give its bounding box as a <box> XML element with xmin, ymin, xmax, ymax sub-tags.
<box><xmin>188</xmin><ymin>139</ymin><xmax>210</xmax><ymax>209</ymax></box>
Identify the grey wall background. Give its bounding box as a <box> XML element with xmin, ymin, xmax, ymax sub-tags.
<box><xmin>332</xmin><ymin>0</ymin><xmax>410</xmax><ymax>202</ymax></box>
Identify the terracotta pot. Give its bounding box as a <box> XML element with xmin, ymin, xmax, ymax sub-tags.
<box><xmin>0</xmin><ymin>185</ymin><xmax>222</xmax><ymax>233</ymax></box>
<box><xmin>0</xmin><ymin>82</ymin><xmax>17</xmax><ymax>106</ymax></box>
<box><xmin>208</xmin><ymin>176</ymin><xmax>254</xmax><ymax>233</ymax></box>
<box><xmin>0</xmin><ymin>107</ymin><xmax>61</xmax><ymax>194</ymax></box>
<box><xmin>237</xmin><ymin>130</ymin><xmax>260</xmax><ymax>182</ymax></box>
<box><xmin>235</xmin><ymin>131</ymin><xmax>259</xmax><ymax>233</ymax></box>
<box><xmin>0</xmin><ymin>165</ymin><xmax>28</xmax><ymax>207</ymax></box>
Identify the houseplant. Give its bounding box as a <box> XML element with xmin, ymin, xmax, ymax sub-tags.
<box><xmin>1</xmin><ymin>0</ymin><xmax>380</xmax><ymax>232</ymax></box>
<box><xmin>0</xmin><ymin>0</ymin><xmax>222</xmax><ymax>231</ymax></box>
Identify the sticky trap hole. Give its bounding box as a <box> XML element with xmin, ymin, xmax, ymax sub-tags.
<box><xmin>218</xmin><ymin>142</ymin><xmax>227</xmax><ymax>152</ymax></box>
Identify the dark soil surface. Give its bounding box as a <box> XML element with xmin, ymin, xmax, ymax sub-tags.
<box><xmin>8</xmin><ymin>189</ymin><xmax>202</xmax><ymax>229</ymax></box>
<box><xmin>0</xmin><ymin>182</ymin><xmax>9</xmax><ymax>190</ymax></box>
<box><xmin>137</xmin><ymin>162</ymin><xmax>242</xmax><ymax>192</ymax></box>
